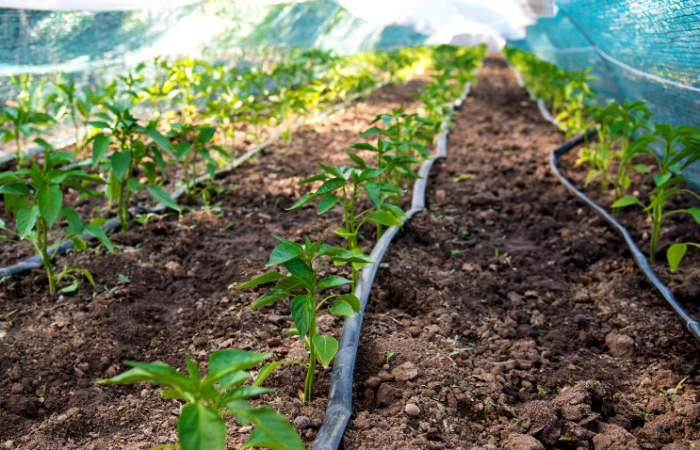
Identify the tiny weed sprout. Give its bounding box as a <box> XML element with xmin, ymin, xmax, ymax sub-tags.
<box><xmin>233</xmin><ymin>236</ymin><xmax>372</xmax><ymax>402</ymax></box>
<box><xmin>97</xmin><ymin>350</ymin><xmax>304</xmax><ymax>450</ymax></box>
<box><xmin>0</xmin><ymin>138</ymin><xmax>112</xmax><ymax>294</ymax></box>
<box><xmin>659</xmin><ymin>375</ymin><xmax>690</xmax><ymax>405</ymax></box>
<box><xmin>386</xmin><ymin>351</ymin><xmax>395</xmax><ymax>364</ymax></box>
<box><xmin>288</xmin><ymin>162</ymin><xmax>404</xmax><ymax>287</ymax></box>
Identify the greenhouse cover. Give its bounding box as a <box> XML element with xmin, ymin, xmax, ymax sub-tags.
<box><xmin>0</xmin><ymin>0</ymin><xmax>697</xmax><ymax>180</ymax></box>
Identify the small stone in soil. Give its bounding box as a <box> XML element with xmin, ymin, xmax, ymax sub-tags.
<box><xmin>293</xmin><ymin>416</ymin><xmax>312</xmax><ymax>429</ymax></box>
<box><xmin>574</xmin><ymin>314</ymin><xmax>588</xmax><ymax>328</ymax></box>
<box><xmin>405</xmin><ymin>403</ymin><xmax>420</xmax><ymax>416</ymax></box>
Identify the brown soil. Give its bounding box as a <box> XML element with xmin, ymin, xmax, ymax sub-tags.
<box><xmin>1</xmin><ymin>56</ymin><xmax>699</xmax><ymax>450</ymax></box>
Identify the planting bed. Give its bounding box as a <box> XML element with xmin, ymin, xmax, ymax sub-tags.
<box><xmin>1</xmin><ymin>56</ymin><xmax>699</xmax><ymax>450</ymax></box>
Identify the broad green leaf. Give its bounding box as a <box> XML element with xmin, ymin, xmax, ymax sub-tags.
<box><xmin>329</xmin><ymin>300</ymin><xmax>355</xmax><ymax>317</ymax></box>
<box><xmin>144</xmin><ymin>126</ymin><xmax>173</xmax><ymax>153</ymax></box>
<box><xmin>250</xmin><ymin>289</ymin><xmax>291</xmax><ymax>309</ymax></box>
<box><xmin>290</xmin><ymin>294</ymin><xmax>314</xmax><ymax>339</ymax></box>
<box><xmin>176</xmin><ymin>142</ymin><xmax>193</xmax><ymax>160</ymax></box>
<box><xmin>234</xmin><ymin>271</ymin><xmax>286</xmax><ymax>289</ymax></box>
<box><xmin>222</xmin><ymin>386</ymin><xmax>275</xmax><ymax>403</ymax></box>
<box><xmin>351</xmin><ymin>142</ymin><xmax>376</xmax><ymax>151</ymax></box>
<box><xmin>332</xmin><ymin>250</ymin><xmax>375</xmax><ymax>264</ymax></box>
<box><xmin>316</xmin><ymin>178</ymin><xmax>345</xmax><ymax>195</ymax></box>
<box><xmin>161</xmin><ymin>389</ymin><xmax>187</xmax><ymax>400</ymax></box>
<box><xmin>16</xmin><ymin>205</ymin><xmax>39</xmax><ymax>238</ymax></box>
<box><xmin>70</xmin><ymin>236</ymin><xmax>87</xmax><ymax>251</ymax></box>
<box><xmin>110</xmin><ymin>151</ymin><xmax>131</xmax><ymax>181</ymax></box>
<box><xmin>91</xmin><ymin>134</ymin><xmax>110</xmax><ymax>165</ymax></box>
<box><xmin>0</xmin><ymin>183</ymin><xmax>29</xmax><ymax>195</ymax></box>
<box><xmin>177</xmin><ymin>403</ymin><xmax>226</xmax><ymax>450</ymax></box>
<box><xmin>340</xmin><ymin>293</ymin><xmax>361</xmax><ymax>312</ymax></box>
<box><xmin>297</xmin><ymin>173</ymin><xmax>327</xmax><ymax>184</ymax></box>
<box><xmin>228</xmin><ymin>402</ymin><xmax>304</xmax><ymax>450</ymax></box>
<box><xmin>631</xmin><ymin>164</ymin><xmax>650</xmax><ymax>174</ymax></box>
<box><xmin>37</xmin><ymin>184</ymin><xmax>62</xmax><ymax>228</ymax></box>
<box><xmin>84</xmin><ymin>224</ymin><xmax>113</xmax><ymax>253</ymax></box>
<box><xmin>122</xmin><ymin>360</ymin><xmax>192</xmax><ymax>392</ymax></box>
<box><xmin>317</xmin><ymin>194</ymin><xmax>340</xmax><ymax>214</ymax></box>
<box><xmin>146</xmin><ymin>185</ymin><xmax>180</xmax><ymax>211</ymax></box>
<box><xmin>312</xmin><ymin>335</ymin><xmax>338</xmax><ymax>368</ymax></box>
<box><xmin>318</xmin><ymin>275</ymin><xmax>351</xmax><ymax>290</ymax></box>
<box><xmin>87</xmin><ymin>120</ymin><xmax>110</xmax><ymax>129</ymax></box>
<box><xmin>667</xmin><ymin>243</ymin><xmax>687</xmax><ymax>273</ymax></box>
<box><xmin>367</xmin><ymin>211</ymin><xmax>403</xmax><ymax>226</ymax></box>
<box><xmin>266</xmin><ymin>244</ymin><xmax>302</xmax><ymax>266</ymax></box>
<box><xmin>684</xmin><ymin>207</ymin><xmax>700</xmax><ymax>223</ymax></box>
<box><xmin>611</xmin><ymin>196</ymin><xmax>642</xmax><ymax>208</ymax></box>
<box><xmin>283</xmin><ymin>258</ymin><xmax>314</xmax><ymax>289</ymax></box>
<box><xmin>274</xmin><ymin>276</ymin><xmax>304</xmax><ymax>291</ymax></box>
<box><xmin>363</xmin><ymin>182</ymin><xmax>381</xmax><ymax>208</ymax></box>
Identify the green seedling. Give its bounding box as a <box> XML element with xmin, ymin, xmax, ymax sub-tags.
<box><xmin>169</xmin><ymin>123</ymin><xmax>228</xmax><ymax>194</ymax></box>
<box><xmin>0</xmin><ymin>73</ymin><xmax>54</xmax><ymax>167</ymax></box>
<box><xmin>386</xmin><ymin>351</ymin><xmax>395</xmax><ymax>364</ymax></box>
<box><xmin>288</xmin><ymin>162</ymin><xmax>404</xmax><ymax>287</ymax></box>
<box><xmin>612</xmin><ymin>124</ymin><xmax>700</xmax><ymax>268</ymax></box>
<box><xmin>89</xmin><ymin>97</ymin><xmax>179</xmax><ymax>231</ymax></box>
<box><xmin>0</xmin><ymin>138</ymin><xmax>112</xmax><ymax>293</ymax></box>
<box><xmin>97</xmin><ymin>349</ymin><xmax>304</xmax><ymax>450</ymax></box>
<box><xmin>234</xmin><ymin>236</ymin><xmax>371</xmax><ymax>402</ymax></box>
<box><xmin>660</xmin><ymin>375</ymin><xmax>690</xmax><ymax>405</ymax></box>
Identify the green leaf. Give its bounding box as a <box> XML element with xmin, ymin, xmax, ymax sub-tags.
<box><xmin>684</xmin><ymin>207</ymin><xmax>700</xmax><ymax>223</ymax></box>
<box><xmin>96</xmin><ymin>366</ymin><xmax>158</xmax><ymax>385</ymax></box>
<box><xmin>283</xmin><ymin>258</ymin><xmax>314</xmax><ymax>289</ymax></box>
<box><xmin>329</xmin><ymin>300</ymin><xmax>355</xmax><ymax>317</ymax></box>
<box><xmin>317</xmin><ymin>194</ymin><xmax>340</xmax><ymax>214</ymax></box>
<box><xmin>0</xmin><ymin>182</ymin><xmax>29</xmax><ymax>195</ymax></box>
<box><xmin>333</xmin><ymin>227</ymin><xmax>354</xmax><ymax>238</ymax></box>
<box><xmin>316</xmin><ymin>178</ymin><xmax>345</xmax><ymax>195</ymax></box>
<box><xmin>16</xmin><ymin>205</ymin><xmax>39</xmax><ymax>238</ymax></box>
<box><xmin>312</xmin><ymin>335</ymin><xmax>338</xmax><ymax>368</ymax></box>
<box><xmin>91</xmin><ymin>134</ymin><xmax>110</xmax><ymax>165</ymax></box>
<box><xmin>145</xmin><ymin>126</ymin><xmax>173</xmax><ymax>153</ymax></box>
<box><xmin>631</xmin><ymin>164</ymin><xmax>650</xmax><ymax>174</ymax></box>
<box><xmin>286</xmin><ymin>192</ymin><xmax>317</xmax><ymax>210</ymax></box>
<box><xmin>667</xmin><ymin>243</ymin><xmax>687</xmax><ymax>273</ymax></box>
<box><xmin>297</xmin><ymin>173</ymin><xmax>327</xmax><ymax>184</ymax></box>
<box><xmin>70</xmin><ymin>236</ymin><xmax>87</xmax><ymax>251</ymax></box>
<box><xmin>367</xmin><ymin>211</ymin><xmax>403</xmax><ymax>226</ymax></box>
<box><xmin>222</xmin><ymin>386</ymin><xmax>275</xmax><ymax>403</ymax></box>
<box><xmin>340</xmin><ymin>293</ymin><xmax>361</xmax><ymax>312</ymax></box>
<box><xmin>234</xmin><ymin>271</ymin><xmax>286</xmax><ymax>289</ymax></box>
<box><xmin>208</xmin><ymin>349</ymin><xmax>270</xmax><ymax>387</ymax></box>
<box><xmin>290</xmin><ymin>294</ymin><xmax>314</xmax><ymax>339</ymax></box>
<box><xmin>177</xmin><ymin>403</ymin><xmax>226</xmax><ymax>450</ymax></box>
<box><xmin>253</xmin><ymin>361</ymin><xmax>286</xmax><ymax>387</ymax></box>
<box><xmin>37</xmin><ymin>184</ymin><xmax>62</xmax><ymax>228</ymax></box>
<box><xmin>612</xmin><ymin>196</ymin><xmax>642</xmax><ymax>209</ymax></box>
<box><xmin>318</xmin><ymin>275</ymin><xmax>351</xmax><ymax>290</ymax></box>
<box><xmin>146</xmin><ymin>185</ymin><xmax>180</xmax><ymax>211</ymax></box>
<box><xmin>228</xmin><ymin>402</ymin><xmax>304</xmax><ymax>450</ymax></box>
<box><xmin>84</xmin><ymin>224</ymin><xmax>113</xmax><ymax>253</ymax></box>
<box><xmin>266</xmin><ymin>244</ymin><xmax>303</xmax><ymax>266</ymax></box>
<box><xmin>110</xmin><ymin>151</ymin><xmax>131</xmax><ymax>181</ymax></box>
<box><xmin>176</xmin><ymin>142</ymin><xmax>193</xmax><ymax>160</ymax></box>
<box><xmin>120</xmin><ymin>360</ymin><xmax>192</xmax><ymax>391</ymax></box>
<box><xmin>250</xmin><ymin>289</ymin><xmax>291</xmax><ymax>309</ymax></box>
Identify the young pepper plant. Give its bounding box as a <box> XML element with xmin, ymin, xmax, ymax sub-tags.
<box><xmin>169</xmin><ymin>123</ymin><xmax>228</xmax><ymax>195</ymax></box>
<box><xmin>89</xmin><ymin>98</ymin><xmax>179</xmax><ymax>231</ymax></box>
<box><xmin>234</xmin><ymin>237</ymin><xmax>371</xmax><ymax>402</ymax></box>
<box><xmin>97</xmin><ymin>349</ymin><xmax>304</xmax><ymax>450</ymax></box>
<box><xmin>612</xmin><ymin>123</ymin><xmax>700</xmax><ymax>269</ymax></box>
<box><xmin>287</xmin><ymin>161</ymin><xmax>405</xmax><ymax>287</ymax></box>
<box><xmin>0</xmin><ymin>139</ymin><xmax>112</xmax><ymax>294</ymax></box>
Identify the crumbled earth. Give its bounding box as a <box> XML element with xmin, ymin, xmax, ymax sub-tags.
<box><xmin>1</xmin><ymin>56</ymin><xmax>698</xmax><ymax>450</ymax></box>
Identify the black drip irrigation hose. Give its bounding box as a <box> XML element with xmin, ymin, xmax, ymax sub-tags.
<box><xmin>312</xmin><ymin>79</ymin><xmax>474</xmax><ymax>450</ymax></box>
<box><xmin>0</xmin><ymin>85</ymin><xmax>383</xmax><ymax>281</ymax></box>
<box><xmin>550</xmin><ymin>133</ymin><xmax>700</xmax><ymax>343</ymax></box>
<box><xmin>508</xmin><ymin>62</ymin><xmax>700</xmax><ymax>343</ymax></box>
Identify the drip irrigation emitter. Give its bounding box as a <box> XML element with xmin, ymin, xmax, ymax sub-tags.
<box><xmin>313</xmin><ymin>79</ymin><xmax>474</xmax><ymax>450</ymax></box>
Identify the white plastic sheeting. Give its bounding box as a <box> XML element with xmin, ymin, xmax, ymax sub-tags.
<box><xmin>334</xmin><ymin>0</ymin><xmax>555</xmax><ymax>49</ymax></box>
<box><xmin>0</xmin><ymin>0</ymin><xmax>200</xmax><ymax>10</ymax></box>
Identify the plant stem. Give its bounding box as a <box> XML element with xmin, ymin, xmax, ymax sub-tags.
<box><xmin>304</xmin><ymin>316</ymin><xmax>317</xmax><ymax>402</ymax></box>
<box><xmin>37</xmin><ymin>219</ymin><xmax>56</xmax><ymax>294</ymax></box>
<box><xmin>650</xmin><ymin>202</ymin><xmax>662</xmax><ymax>263</ymax></box>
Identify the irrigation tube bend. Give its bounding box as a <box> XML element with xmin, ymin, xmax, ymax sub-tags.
<box><xmin>313</xmin><ymin>81</ymin><xmax>472</xmax><ymax>450</ymax></box>
<box><xmin>550</xmin><ymin>133</ymin><xmax>700</xmax><ymax>344</ymax></box>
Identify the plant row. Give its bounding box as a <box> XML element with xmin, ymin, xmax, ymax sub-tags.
<box><xmin>505</xmin><ymin>47</ymin><xmax>700</xmax><ymax>272</ymax></box>
<box><xmin>0</xmin><ymin>46</ymin><xmax>440</xmax><ymax>296</ymax></box>
<box><xmin>2</xmin><ymin>44</ymin><xmax>484</xmax><ymax>450</ymax></box>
